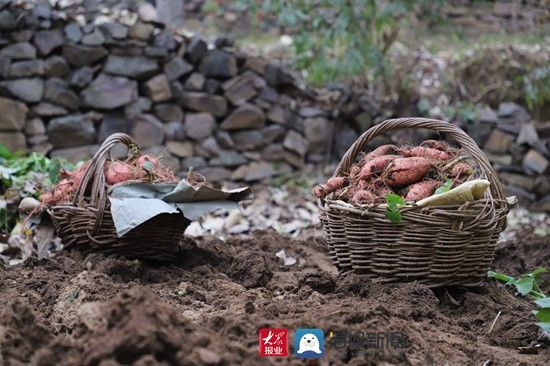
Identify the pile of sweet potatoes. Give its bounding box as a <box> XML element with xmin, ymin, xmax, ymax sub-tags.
<box><xmin>314</xmin><ymin>140</ymin><xmax>475</xmax><ymax>205</ymax></box>
<box><xmin>41</xmin><ymin>154</ymin><xmax>177</xmax><ymax>205</ymax></box>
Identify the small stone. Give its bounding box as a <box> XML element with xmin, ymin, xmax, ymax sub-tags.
<box><xmin>0</xmin><ymin>42</ymin><xmax>36</xmax><ymax>60</ymax></box>
<box><xmin>104</xmin><ymin>55</ymin><xmax>158</xmax><ymax>79</ymax></box>
<box><xmin>182</xmin><ymin>92</ymin><xmax>227</xmax><ymax>117</ymax></box>
<box><xmin>70</xmin><ymin>66</ymin><xmax>94</xmax><ymax>88</ymax></box>
<box><xmin>304</xmin><ymin>117</ymin><xmax>329</xmax><ymax>153</ymax></box>
<box><xmin>32</xmin><ymin>102</ymin><xmax>68</xmax><ymax>117</ymax></box>
<box><xmin>353</xmin><ymin>112</ymin><xmax>373</xmax><ymax>131</ymax></box>
<box><xmin>34</xmin><ymin>30</ymin><xmax>63</xmax><ymax>56</ymax></box>
<box><xmin>265</xmin><ymin>64</ymin><xmax>294</xmax><ymax>86</ymax></box>
<box><xmin>153</xmin><ymin>29</ymin><xmax>175</xmax><ymax>51</ymax></box>
<box><xmin>81</xmin><ymin>30</ymin><xmax>105</xmax><ymax>46</ymax></box>
<box><xmin>44</xmin><ymin>78</ymin><xmax>80</xmax><ymax>110</ymax></box>
<box><xmin>0</xmin><ymin>56</ymin><xmax>9</xmax><ymax>78</ymax></box>
<box><xmin>283</xmin><ymin>130</ymin><xmax>308</xmax><ymax>156</ymax></box>
<box><xmin>204</xmin><ymin>79</ymin><xmax>221</xmax><ymax>94</ymax></box>
<box><xmin>478</xmin><ymin>107</ymin><xmax>498</xmax><ymax>123</ymax></box>
<box><xmin>523</xmin><ymin>149</ymin><xmax>549</xmax><ymax>174</ymax></box>
<box><xmin>27</xmin><ymin>134</ymin><xmax>48</xmax><ymax>145</ymax></box>
<box><xmin>244</xmin><ymin>56</ymin><xmax>266</xmax><ymax>74</ymax></box>
<box><xmin>99</xmin><ymin>22</ymin><xmax>128</xmax><ymax>40</ymax></box>
<box><xmin>199</xmin><ymin>137</ymin><xmax>223</xmax><ymax>157</ymax></box>
<box><xmin>199</xmin><ymin>50</ymin><xmax>237</xmax><ymax>78</ymax></box>
<box><xmin>154</xmin><ymin>103</ymin><xmax>183</xmax><ymax>122</ymax></box>
<box><xmin>127</xmin><ymin>114</ymin><xmax>165</xmax><ymax>148</ymax></box>
<box><xmin>164</xmin><ymin>121</ymin><xmax>186</xmax><ymax>141</ymax></box>
<box><xmin>0</xmin><ymin>78</ymin><xmax>43</xmax><ymax>103</ymax></box>
<box><xmin>183</xmin><ymin>73</ymin><xmax>205</xmax><ymax>91</ymax></box>
<box><xmin>98</xmin><ymin>113</ymin><xmax>125</xmax><ymax>141</ymax></box>
<box><xmin>62</xmin><ymin>44</ymin><xmax>108</xmax><ymax>67</ymax></box>
<box><xmin>48</xmin><ymin>114</ymin><xmax>96</xmax><ymax>148</ymax></box>
<box><xmin>163</xmin><ymin>57</ymin><xmax>193</xmax><ymax>81</ymax></box>
<box><xmin>221</xmin><ymin>104</ymin><xmax>265</xmax><ymax>130</ymax></box>
<box><xmin>261</xmin><ymin>125</ymin><xmax>284</xmax><ymax>143</ymax></box>
<box><xmin>82</xmin><ymin>74</ymin><xmax>138</xmax><ymax>110</ymax></box>
<box><xmin>485</xmin><ymin>153</ymin><xmax>512</xmax><ymax>166</ymax></box>
<box><xmin>128</xmin><ymin>22</ymin><xmax>154</xmax><ymax>41</ymax></box>
<box><xmin>196</xmin><ymin>348</ymin><xmax>221</xmax><ymax>365</ymax></box>
<box><xmin>484</xmin><ymin>129</ymin><xmax>515</xmax><ymax>154</ymax></box>
<box><xmin>185</xmin><ymin>36</ymin><xmax>207</xmax><ymax>64</ymax></box>
<box><xmin>184</xmin><ymin>112</ymin><xmax>216</xmax><ymax>140</ymax></box>
<box><xmin>222</xmin><ymin>74</ymin><xmax>258</xmax><ymax>105</ymax></box>
<box><xmin>195</xmin><ymin>167</ymin><xmax>231</xmax><ymax>182</ymax></box>
<box><xmin>138</xmin><ymin>2</ymin><xmax>159</xmax><ymax>22</ymax></box>
<box><xmin>0</xmin><ymin>132</ymin><xmax>26</xmax><ymax>151</ymax></box>
<box><xmin>144</xmin><ymin>46</ymin><xmax>168</xmax><ymax>58</ymax></box>
<box><xmin>262</xmin><ymin>144</ymin><xmax>285</xmax><ymax>160</ymax></box>
<box><xmin>267</xmin><ymin>105</ymin><xmax>285</xmax><ymax>124</ymax></box>
<box><xmin>517</xmin><ymin>123</ymin><xmax>539</xmax><ymax>146</ymax></box>
<box><xmin>210</xmin><ymin>150</ymin><xmax>247</xmax><ymax>167</ymax></box>
<box><xmin>0</xmin><ymin>97</ymin><xmax>28</xmax><ymax>131</ymax></box>
<box><xmin>216</xmin><ymin>130</ymin><xmax>234</xmax><ymax>149</ymax></box>
<box><xmin>157</xmin><ymin>0</ymin><xmax>186</xmax><ymax>28</ymax></box>
<box><xmin>258</xmin><ymin>86</ymin><xmax>279</xmax><ymax>103</ymax></box>
<box><xmin>182</xmin><ymin>156</ymin><xmax>207</xmax><ymax>170</ymax></box>
<box><xmin>50</xmin><ymin>145</ymin><xmax>100</xmax><ymax>163</ymax></box>
<box><xmin>166</xmin><ymin>141</ymin><xmax>193</xmax><ymax>158</ymax></box>
<box><xmin>144</xmin><ymin>74</ymin><xmax>172</xmax><ymax>102</ymax></box>
<box><xmin>44</xmin><ymin>56</ymin><xmax>70</xmax><ymax>78</ymax></box>
<box><xmin>499</xmin><ymin>172</ymin><xmax>536</xmax><ymax>192</ymax></box>
<box><xmin>64</xmin><ymin>22</ymin><xmax>83</xmax><ymax>43</ymax></box>
<box><xmin>231</xmin><ymin>130</ymin><xmax>264</xmax><ymax>150</ymax></box>
<box><xmin>24</xmin><ymin>118</ymin><xmax>46</xmax><ymax>135</ymax></box>
<box><xmin>9</xmin><ymin>59</ymin><xmax>44</xmax><ymax>77</ymax></box>
<box><xmin>283</xmin><ymin>150</ymin><xmax>304</xmax><ymax>168</ymax></box>
<box><xmin>233</xmin><ymin>161</ymin><xmax>284</xmax><ymax>181</ymax></box>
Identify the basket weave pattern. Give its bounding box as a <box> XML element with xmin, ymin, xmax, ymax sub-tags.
<box><xmin>320</xmin><ymin>118</ymin><xmax>511</xmax><ymax>287</ymax></box>
<box><xmin>48</xmin><ymin>133</ymin><xmax>189</xmax><ymax>261</ymax></box>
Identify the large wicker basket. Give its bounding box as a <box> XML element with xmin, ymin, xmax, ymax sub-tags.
<box><xmin>48</xmin><ymin>133</ymin><xmax>189</xmax><ymax>261</ymax></box>
<box><xmin>319</xmin><ymin>118</ymin><xmax>512</xmax><ymax>287</ymax></box>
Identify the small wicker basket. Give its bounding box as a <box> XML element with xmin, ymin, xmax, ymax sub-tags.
<box><xmin>48</xmin><ymin>133</ymin><xmax>189</xmax><ymax>261</ymax></box>
<box><xmin>319</xmin><ymin>118</ymin><xmax>512</xmax><ymax>287</ymax></box>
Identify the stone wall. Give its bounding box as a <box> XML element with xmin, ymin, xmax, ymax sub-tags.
<box><xmin>0</xmin><ymin>0</ymin><xmax>328</xmax><ymax>183</ymax></box>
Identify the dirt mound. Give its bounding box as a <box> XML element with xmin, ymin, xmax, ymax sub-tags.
<box><xmin>0</xmin><ymin>229</ymin><xmax>549</xmax><ymax>365</ymax></box>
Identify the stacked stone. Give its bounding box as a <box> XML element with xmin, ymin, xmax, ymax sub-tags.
<box><xmin>0</xmin><ymin>0</ymin><xmax>329</xmax><ymax>182</ymax></box>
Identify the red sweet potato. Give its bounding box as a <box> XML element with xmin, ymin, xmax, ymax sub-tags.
<box><xmin>382</xmin><ymin>157</ymin><xmax>431</xmax><ymax>187</ymax></box>
<box><xmin>450</xmin><ymin>162</ymin><xmax>473</xmax><ymax>178</ymax></box>
<box><xmin>137</xmin><ymin>154</ymin><xmax>159</xmax><ymax>171</ymax></box>
<box><xmin>313</xmin><ymin>177</ymin><xmax>347</xmax><ymax>199</ymax></box>
<box><xmin>105</xmin><ymin>161</ymin><xmax>135</xmax><ymax>185</ymax></box>
<box><xmin>351</xmin><ymin>190</ymin><xmax>378</xmax><ymax>205</ymax></box>
<box><xmin>359</xmin><ymin>155</ymin><xmax>400</xmax><ymax>180</ymax></box>
<box><xmin>402</xmin><ymin>180</ymin><xmax>442</xmax><ymax>201</ymax></box>
<box><xmin>400</xmin><ymin>146</ymin><xmax>451</xmax><ymax>161</ymax></box>
<box><xmin>363</xmin><ymin>145</ymin><xmax>398</xmax><ymax>162</ymax></box>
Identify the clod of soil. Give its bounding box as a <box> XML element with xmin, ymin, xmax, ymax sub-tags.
<box><xmin>0</xmin><ymin>229</ymin><xmax>549</xmax><ymax>365</ymax></box>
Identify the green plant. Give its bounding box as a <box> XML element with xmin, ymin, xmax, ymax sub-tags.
<box><xmin>523</xmin><ymin>66</ymin><xmax>550</xmax><ymax>120</ymax></box>
<box><xmin>385</xmin><ymin>193</ymin><xmax>404</xmax><ymax>223</ymax></box>
<box><xmin>434</xmin><ymin>178</ymin><xmax>452</xmax><ymax>195</ymax></box>
<box><xmin>488</xmin><ymin>268</ymin><xmax>550</xmax><ymax>333</ymax></box>
<box><xmin>215</xmin><ymin>0</ymin><xmax>438</xmax><ymax>88</ymax></box>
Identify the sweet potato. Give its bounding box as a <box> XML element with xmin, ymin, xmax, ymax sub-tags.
<box><xmin>400</xmin><ymin>146</ymin><xmax>451</xmax><ymax>161</ymax></box>
<box><xmin>363</xmin><ymin>145</ymin><xmax>398</xmax><ymax>162</ymax></box>
<box><xmin>137</xmin><ymin>154</ymin><xmax>159</xmax><ymax>171</ymax></box>
<box><xmin>351</xmin><ymin>190</ymin><xmax>378</xmax><ymax>205</ymax></box>
<box><xmin>359</xmin><ymin>155</ymin><xmax>400</xmax><ymax>180</ymax></box>
<box><xmin>313</xmin><ymin>177</ymin><xmax>346</xmax><ymax>198</ymax></box>
<box><xmin>105</xmin><ymin>161</ymin><xmax>135</xmax><ymax>185</ymax></box>
<box><xmin>382</xmin><ymin>157</ymin><xmax>431</xmax><ymax>187</ymax></box>
<box><xmin>420</xmin><ymin>140</ymin><xmax>455</xmax><ymax>152</ymax></box>
<box><xmin>402</xmin><ymin>180</ymin><xmax>442</xmax><ymax>201</ymax></box>
<box><xmin>450</xmin><ymin>162</ymin><xmax>473</xmax><ymax>178</ymax></box>
<box><xmin>71</xmin><ymin>161</ymin><xmax>91</xmax><ymax>189</ymax></box>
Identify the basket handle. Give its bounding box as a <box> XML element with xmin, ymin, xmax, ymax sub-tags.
<box><xmin>333</xmin><ymin>117</ymin><xmax>506</xmax><ymax>200</ymax></box>
<box><xmin>73</xmin><ymin>132</ymin><xmax>140</xmax><ymax>208</ymax></box>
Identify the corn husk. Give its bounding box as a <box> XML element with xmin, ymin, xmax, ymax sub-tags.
<box><xmin>416</xmin><ymin>179</ymin><xmax>490</xmax><ymax>207</ymax></box>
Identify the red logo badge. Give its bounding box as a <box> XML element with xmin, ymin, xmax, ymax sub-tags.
<box><xmin>259</xmin><ymin>328</ymin><xmax>289</xmax><ymax>357</ymax></box>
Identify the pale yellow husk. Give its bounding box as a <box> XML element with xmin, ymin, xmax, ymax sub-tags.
<box><xmin>416</xmin><ymin>179</ymin><xmax>490</xmax><ymax>206</ymax></box>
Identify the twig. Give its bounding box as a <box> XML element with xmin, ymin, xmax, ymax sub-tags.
<box><xmin>445</xmin><ymin>289</ymin><xmax>460</xmax><ymax>306</ymax></box>
<box><xmin>442</xmin><ymin>155</ymin><xmax>468</xmax><ymax>171</ymax></box>
<box><xmin>488</xmin><ymin>311</ymin><xmax>502</xmax><ymax>334</ymax></box>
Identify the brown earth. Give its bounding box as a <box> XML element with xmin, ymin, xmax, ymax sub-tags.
<box><xmin>0</xmin><ymin>227</ymin><xmax>549</xmax><ymax>366</ymax></box>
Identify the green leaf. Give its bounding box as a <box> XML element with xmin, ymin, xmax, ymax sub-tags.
<box><xmin>534</xmin><ymin>297</ymin><xmax>550</xmax><ymax>308</ymax></box>
<box><xmin>434</xmin><ymin>179</ymin><xmax>453</xmax><ymax>195</ymax></box>
<box><xmin>385</xmin><ymin>193</ymin><xmax>404</xmax><ymax>205</ymax></box>
<box><xmin>513</xmin><ymin>276</ymin><xmax>534</xmax><ymax>296</ymax></box>
<box><xmin>385</xmin><ymin>208</ymin><xmax>402</xmax><ymax>224</ymax></box>
<box><xmin>142</xmin><ymin>161</ymin><xmax>154</xmax><ymax>172</ymax></box>
<box><xmin>487</xmin><ymin>271</ymin><xmax>515</xmax><ymax>284</ymax></box>
<box><xmin>531</xmin><ymin>268</ymin><xmax>548</xmax><ymax>276</ymax></box>
<box><xmin>534</xmin><ymin>308</ymin><xmax>550</xmax><ymax>322</ymax></box>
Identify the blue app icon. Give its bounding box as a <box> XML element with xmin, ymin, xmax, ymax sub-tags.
<box><xmin>294</xmin><ymin>328</ymin><xmax>324</xmax><ymax>359</ymax></box>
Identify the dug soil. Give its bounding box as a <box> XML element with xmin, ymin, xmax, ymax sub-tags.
<box><xmin>0</xmin><ymin>226</ymin><xmax>549</xmax><ymax>365</ymax></box>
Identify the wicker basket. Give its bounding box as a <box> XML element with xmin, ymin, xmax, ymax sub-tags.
<box><xmin>48</xmin><ymin>133</ymin><xmax>189</xmax><ymax>261</ymax></box>
<box><xmin>320</xmin><ymin>118</ymin><xmax>512</xmax><ymax>287</ymax></box>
